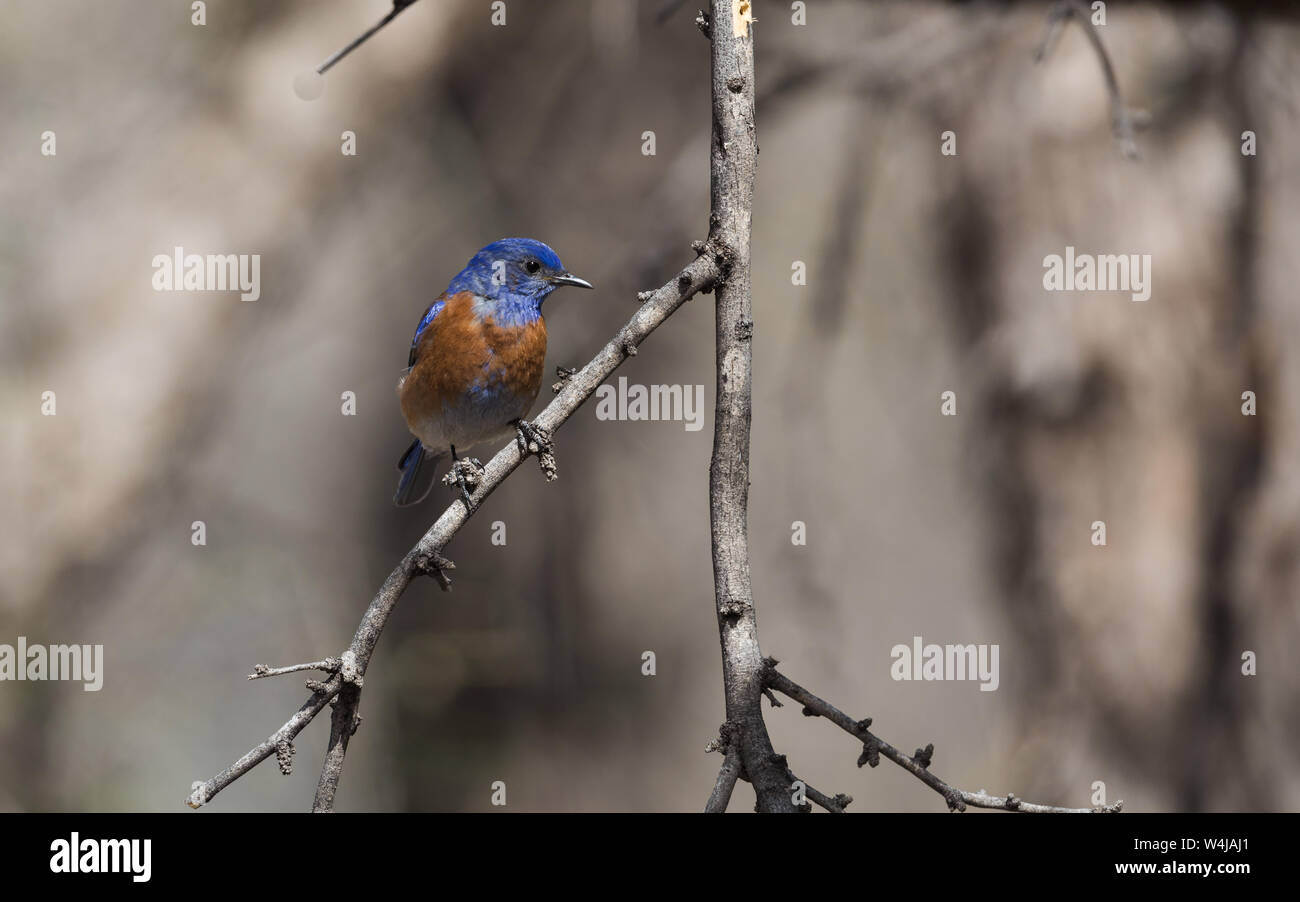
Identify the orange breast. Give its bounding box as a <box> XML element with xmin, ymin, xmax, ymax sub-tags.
<box><xmin>398</xmin><ymin>292</ymin><xmax>548</xmax><ymax>435</ymax></box>
<box><xmin>483</xmin><ymin>314</ymin><xmax>548</xmax><ymax>404</ymax></box>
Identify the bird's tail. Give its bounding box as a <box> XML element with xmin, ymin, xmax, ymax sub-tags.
<box><xmin>394</xmin><ymin>439</ymin><xmax>442</xmax><ymax>506</ymax></box>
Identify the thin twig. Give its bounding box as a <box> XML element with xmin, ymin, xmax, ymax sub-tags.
<box><xmin>765</xmin><ymin>665</ymin><xmax>1122</xmax><ymax>813</ymax></box>
<box><xmin>316</xmin><ymin>0</ymin><xmax>421</xmax><ymax>75</ymax></box>
<box><xmin>186</xmin><ymin>675</ymin><xmax>342</xmax><ymax>809</ymax></box>
<box><xmin>247</xmin><ymin>659</ymin><xmax>340</xmax><ymax>680</ymax></box>
<box><xmin>800</xmin><ymin>781</ymin><xmax>853</xmax><ymax>814</ymax></box>
<box><xmin>1035</xmin><ymin>0</ymin><xmax>1144</xmax><ymax>159</ymax></box>
<box><xmin>774</xmin><ymin>751</ymin><xmax>853</xmax><ymax>813</ymax></box>
<box><xmin>704</xmin><ymin>725</ymin><xmax>744</xmax><ymax>813</ymax></box>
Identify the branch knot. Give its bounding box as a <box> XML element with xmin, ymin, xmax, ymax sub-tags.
<box><xmin>695</xmin><ymin>9</ymin><xmax>711</xmax><ymax>38</ymax></box>
<box><xmin>339</xmin><ymin>650</ymin><xmax>362</xmax><ymax>688</ymax></box>
<box><xmin>412</xmin><ymin>548</ymin><xmax>455</xmax><ymax>591</ymax></box>
<box><xmin>551</xmin><ymin>365</ymin><xmax>578</xmax><ymax>394</ymax></box>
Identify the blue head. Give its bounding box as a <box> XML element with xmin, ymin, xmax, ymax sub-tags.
<box><xmin>447</xmin><ymin>238</ymin><xmax>592</xmax><ymax>326</ymax></box>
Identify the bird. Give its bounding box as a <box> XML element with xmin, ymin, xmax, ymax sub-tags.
<box><xmin>394</xmin><ymin>237</ymin><xmax>593</xmax><ymax>507</ymax></box>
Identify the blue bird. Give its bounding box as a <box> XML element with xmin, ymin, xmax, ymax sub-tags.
<box><xmin>395</xmin><ymin>238</ymin><xmax>593</xmax><ymax>506</ymax></box>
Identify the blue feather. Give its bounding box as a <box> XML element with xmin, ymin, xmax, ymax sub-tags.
<box><xmin>409</xmin><ymin>298</ymin><xmax>446</xmax><ymax>366</ymax></box>
<box><xmin>394</xmin><ymin>238</ymin><xmax>590</xmax><ymax>506</ymax></box>
<box><xmin>393</xmin><ymin>439</ymin><xmax>425</xmax><ymax>506</ymax></box>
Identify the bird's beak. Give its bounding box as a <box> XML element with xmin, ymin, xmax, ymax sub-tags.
<box><xmin>551</xmin><ymin>272</ymin><xmax>594</xmax><ymax>290</ymax></box>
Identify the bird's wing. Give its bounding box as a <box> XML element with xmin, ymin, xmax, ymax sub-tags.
<box><xmin>408</xmin><ymin>296</ymin><xmax>448</xmax><ymax>367</ymax></box>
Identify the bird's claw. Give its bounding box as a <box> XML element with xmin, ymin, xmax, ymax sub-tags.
<box><xmin>514</xmin><ymin>419</ymin><xmax>558</xmax><ymax>482</ymax></box>
<box><xmin>514</xmin><ymin>418</ymin><xmax>550</xmax><ymax>454</ymax></box>
<box><xmin>442</xmin><ymin>457</ymin><xmax>484</xmax><ymax>510</ymax></box>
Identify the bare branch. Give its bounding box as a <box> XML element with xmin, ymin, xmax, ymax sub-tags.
<box><xmin>316</xmin><ymin>0</ymin><xmax>421</xmax><ymax>75</ymax></box>
<box><xmin>704</xmin><ymin>724</ymin><xmax>744</xmax><ymax>813</ymax></box>
<box><xmin>765</xmin><ymin>666</ymin><xmax>1123</xmax><ymax>814</ymax></box>
<box><xmin>186</xmin><ymin>675</ymin><xmax>342</xmax><ymax>809</ymax></box>
<box><xmin>706</xmin><ymin>0</ymin><xmax>801</xmax><ymax>814</ymax></box>
<box><xmin>247</xmin><ymin>658</ymin><xmax>340</xmax><ymax>681</ymax></box>
<box><xmin>186</xmin><ymin>248</ymin><xmax>722</xmax><ymax>809</ymax></box>
<box><xmin>312</xmin><ymin>684</ymin><xmax>361</xmax><ymax>812</ymax></box>
<box><xmin>1036</xmin><ymin>0</ymin><xmax>1146</xmax><ymax>159</ymax></box>
<box><xmin>800</xmin><ymin>782</ymin><xmax>853</xmax><ymax>814</ymax></box>
<box><xmin>772</xmin><ymin>751</ymin><xmax>854</xmax><ymax>814</ymax></box>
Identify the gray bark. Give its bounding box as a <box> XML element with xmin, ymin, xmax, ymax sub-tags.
<box><xmin>705</xmin><ymin>0</ymin><xmax>797</xmax><ymax>813</ymax></box>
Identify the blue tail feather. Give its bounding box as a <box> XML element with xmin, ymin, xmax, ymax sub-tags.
<box><xmin>394</xmin><ymin>439</ymin><xmax>429</xmax><ymax>506</ymax></box>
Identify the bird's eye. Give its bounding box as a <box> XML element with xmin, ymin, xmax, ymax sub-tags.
<box><xmin>524</xmin><ymin>259</ymin><xmax>541</xmax><ymax>274</ymax></box>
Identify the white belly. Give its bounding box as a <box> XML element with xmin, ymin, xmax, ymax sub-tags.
<box><xmin>412</xmin><ymin>391</ymin><xmax>531</xmax><ymax>453</ymax></box>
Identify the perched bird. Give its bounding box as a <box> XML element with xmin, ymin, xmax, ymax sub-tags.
<box><xmin>395</xmin><ymin>238</ymin><xmax>593</xmax><ymax>507</ymax></box>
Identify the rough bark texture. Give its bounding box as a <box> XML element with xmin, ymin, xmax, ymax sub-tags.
<box><xmin>706</xmin><ymin>0</ymin><xmax>797</xmax><ymax>813</ymax></box>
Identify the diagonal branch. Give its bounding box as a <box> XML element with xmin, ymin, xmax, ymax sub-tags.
<box><xmin>186</xmin><ymin>247</ymin><xmax>722</xmax><ymax>810</ymax></box>
<box><xmin>316</xmin><ymin>0</ymin><xmax>421</xmax><ymax>75</ymax></box>
<box><xmin>186</xmin><ymin>674</ymin><xmax>342</xmax><ymax>808</ymax></box>
<box><xmin>765</xmin><ymin>665</ymin><xmax>1123</xmax><ymax>814</ymax></box>
<box><xmin>797</xmin><ymin>780</ymin><xmax>852</xmax><ymax>814</ymax></box>
<box><xmin>774</xmin><ymin>751</ymin><xmax>853</xmax><ymax>813</ymax></box>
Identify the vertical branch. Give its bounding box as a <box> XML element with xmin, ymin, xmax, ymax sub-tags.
<box><xmin>312</xmin><ymin>683</ymin><xmax>360</xmax><ymax>812</ymax></box>
<box><xmin>704</xmin><ymin>730</ymin><xmax>744</xmax><ymax>813</ymax></box>
<box><xmin>706</xmin><ymin>0</ymin><xmax>795</xmax><ymax>813</ymax></box>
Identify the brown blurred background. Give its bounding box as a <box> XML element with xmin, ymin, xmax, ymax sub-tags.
<box><xmin>2</xmin><ymin>0</ymin><xmax>1298</xmax><ymax>812</ymax></box>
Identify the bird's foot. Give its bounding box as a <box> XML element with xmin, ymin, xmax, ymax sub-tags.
<box><xmin>412</xmin><ymin>548</ymin><xmax>455</xmax><ymax>592</ymax></box>
<box><xmin>441</xmin><ymin>457</ymin><xmax>485</xmax><ymax>510</ymax></box>
<box><xmin>513</xmin><ymin>419</ymin><xmax>557</xmax><ymax>482</ymax></box>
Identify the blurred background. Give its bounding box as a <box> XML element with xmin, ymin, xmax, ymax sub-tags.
<box><xmin>2</xmin><ymin>0</ymin><xmax>1298</xmax><ymax>812</ymax></box>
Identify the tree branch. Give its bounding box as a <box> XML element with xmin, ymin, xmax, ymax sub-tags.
<box><xmin>315</xmin><ymin>0</ymin><xmax>420</xmax><ymax>75</ymax></box>
<box><xmin>187</xmin><ymin>249</ymin><xmax>722</xmax><ymax>810</ymax></box>
<box><xmin>1035</xmin><ymin>0</ymin><xmax>1146</xmax><ymax>159</ymax></box>
<box><xmin>186</xmin><ymin>674</ymin><xmax>342</xmax><ymax>808</ymax></box>
<box><xmin>312</xmin><ymin>682</ymin><xmax>361</xmax><ymax>812</ymax></box>
<box><xmin>797</xmin><ymin>780</ymin><xmax>852</xmax><ymax>814</ymax></box>
<box><xmin>247</xmin><ymin>659</ymin><xmax>340</xmax><ymax>681</ymax></box>
<box><xmin>703</xmin><ymin>723</ymin><xmax>744</xmax><ymax>813</ymax></box>
<box><xmin>705</xmin><ymin>0</ymin><xmax>801</xmax><ymax>814</ymax></box>
<box><xmin>765</xmin><ymin>666</ymin><xmax>1123</xmax><ymax>814</ymax></box>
